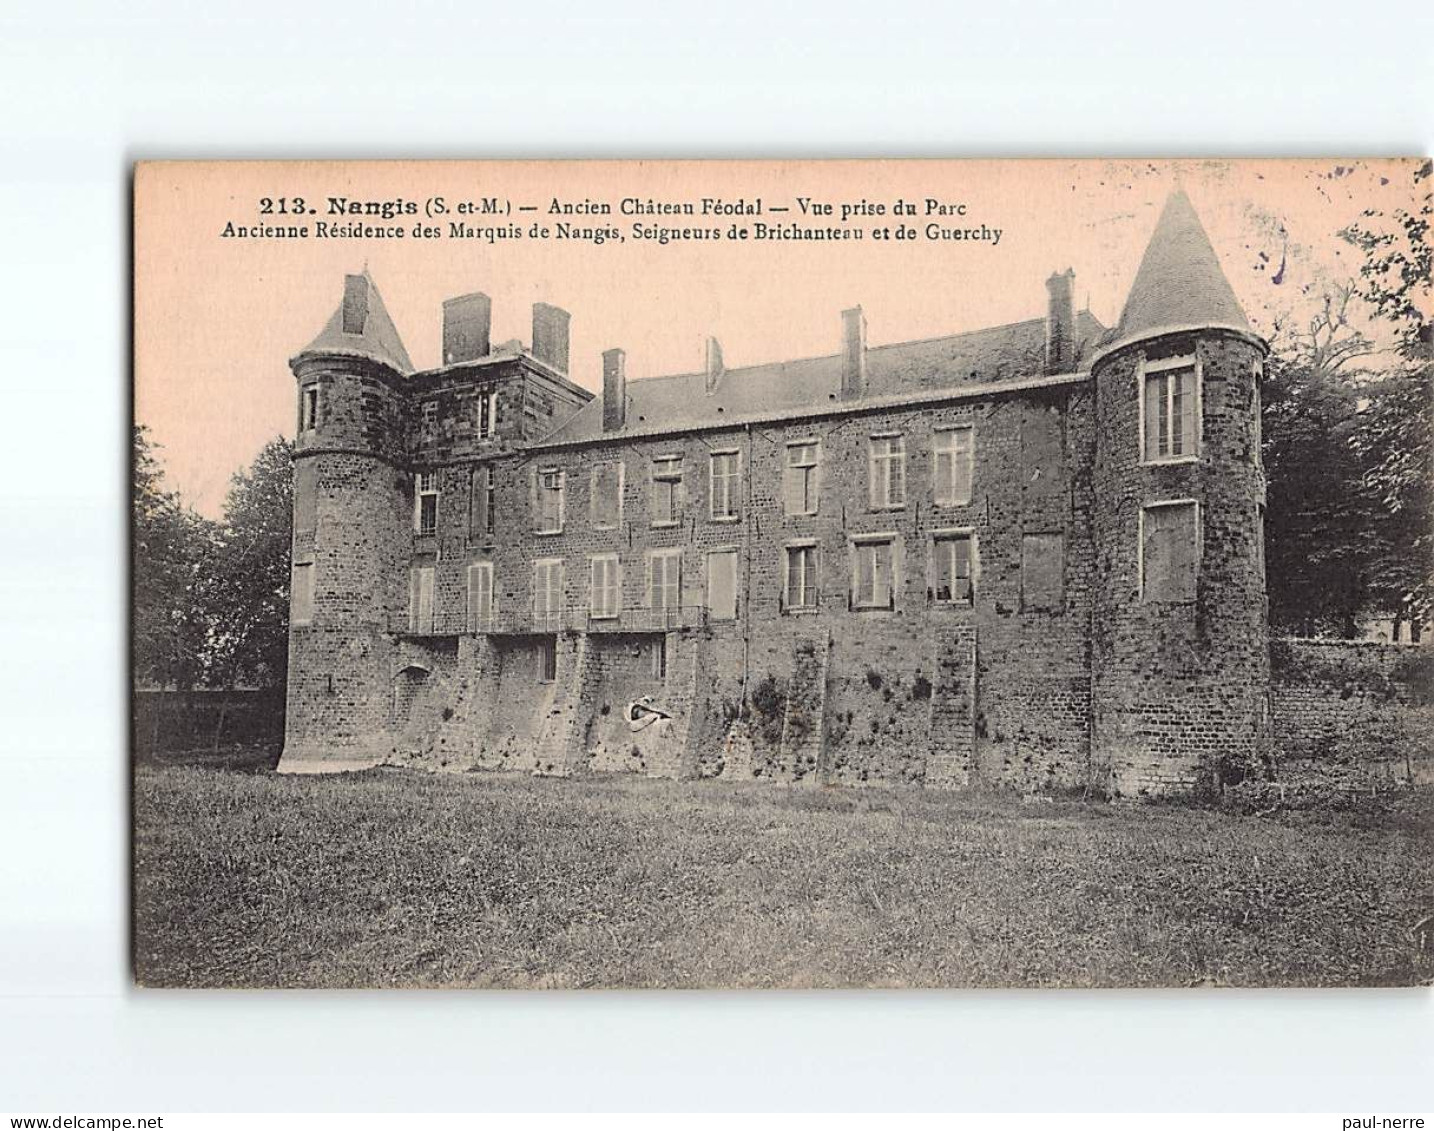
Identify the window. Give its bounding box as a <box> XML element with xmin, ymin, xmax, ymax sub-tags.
<box><xmin>538</xmin><ymin>636</ymin><xmax>557</xmax><ymax>683</ymax></box>
<box><xmin>536</xmin><ymin>468</ymin><xmax>564</xmax><ymax>534</ymax></box>
<box><xmin>589</xmin><ymin>554</ymin><xmax>621</xmax><ymax>619</ymax></box>
<box><xmin>468</xmin><ymin>465</ymin><xmax>494</xmax><ymax>541</ymax></box>
<box><xmin>784</xmin><ymin>441</ymin><xmax>820</xmax><ymax>516</ymax></box>
<box><xmin>933</xmin><ymin>427</ymin><xmax>974</xmax><ymax>506</ymax></box>
<box><xmin>294</xmin><ymin>462</ymin><xmax>317</xmax><ymax>535</ymax></box>
<box><xmin>1256</xmin><ymin>502</ymin><xmax>1266</xmax><ymax>583</ymax></box>
<box><xmin>650</xmin><ymin>637</ymin><xmax>667</xmax><ymax>680</ymax></box>
<box><xmin>869</xmin><ymin>435</ymin><xmax>906</xmax><ymax>509</ymax></box>
<box><xmin>706</xmin><ymin>549</ymin><xmax>738</xmax><ymax>621</ymax></box>
<box><xmin>477</xmin><ymin>389</ymin><xmax>499</xmax><ymax>439</ymax></box>
<box><xmin>533</xmin><ymin>558</ymin><xmax>564</xmax><ymax>626</ymax></box>
<box><xmin>933</xmin><ymin>532</ymin><xmax>974</xmax><ymax>605</ymax></box>
<box><xmin>421</xmin><ymin>399</ymin><xmax>439</xmax><ymax>439</ymax></box>
<box><xmin>1021</xmin><ymin>533</ymin><xmax>1065</xmax><ymax>612</ymax></box>
<box><xmin>409</xmin><ymin>565</ymin><xmax>435</xmax><ymax>633</ymax></box>
<box><xmin>851</xmin><ymin>538</ymin><xmax>895</xmax><ymax>610</ymax></box>
<box><xmin>299</xmin><ymin>385</ymin><xmax>320</xmax><ymax>434</ymax></box>
<box><xmin>651</xmin><ymin>455</ymin><xmax>683</xmax><ymax>526</ymax></box>
<box><xmin>648</xmin><ymin>549</ymin><xmax>682</xmax><ymax>611</ymax></box>
<box><xmin>590</xmin><ymin>461</ymin><xmax>623</xmax><ymax>530</ymax></box>
<box><xmin>710</xmin><ymin>451</ymin><xmax>740</xmax><ymax>520</ymax></box>
<box><xmin>291</xmin><ymin>562</ymin><xmax>314</xmax><ymax>625</ymax></box>
<box><xmin>784</xmin><ymin>544</ymin><xmax>819</xmax><ymax>611</ymax></box>
<box><xmin>414</xmin><ymin>471</ymin><xmax>439</xmax><ymax>536</ymax></box>
<box><xmin>1141</xmin><ymin>501</ymin><xmax>1199</xmax><ymax>603</ymax></box>
<box><xmin>1141</xmin><ymin>357</ymin><xmax>1200</xmax><ymax>462</ymax></box>
<box><xmin>466</xmin><ymin>562</ymin><xmax>493</xmax><ymax>631</ymax></box>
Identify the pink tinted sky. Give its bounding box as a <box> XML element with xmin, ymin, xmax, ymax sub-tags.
<box><xmin>134</xmin><ymin>158</ymin><xmax>1422</xmax><ymax>517</ymax></box>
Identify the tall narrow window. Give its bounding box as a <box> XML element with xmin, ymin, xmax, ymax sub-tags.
<box><xmin>651</xmin><ymin>455</ymin><xmax>683</xmax><ymax>526</ymax></box>
<box><xmin>706</xmin><ymin>549</ymin><xmax>738</xmax><ymax>621</ymax></box>
<box><xmin>590</xmin><ymin>461</ymin><xmax>623</xmax><ymax>530</ymax></box>
<box><xmin>589</xmin><ymin>554</ymin><xmax>622</xmax><ymax>619</ymax></box>
<box><xmin>421</xmin><ymin>400</ymin><xmax>439</xmax><ymax>440</ymax></box>
<box><xmin>466</xmin><ymin>561</ymin><xmax>493</xmax><ymax>631</ymax></box>
<box><xmin>932</xmin><ymin>533</ymin><xmax>974</xmax><ymax>605</ymax></box>
<box><xmin>1021</xmin><ymin>533</ymin><xmax>1065</xmax><ymax>612</ymax></box>
<box><xmin>468</xmin><ymin>466</ymin><xmax>493</xmax><ymax>542</ymax></box>
<box><xmin>648</xmin><ymin>549</ymin><xmax>682</xmax><ymax>613</ymax></box>
<box><xmin>869</xmin><ymin>435</ymin><xmax>906</xmax><ymax>509</ymax></box>
<box><xmin>291</xmin><ymin>562</ymin><xmax>314</xmax><ymax>625</ymax></box>
<box><xmin>783</xmin><ymin>544</ymin><xmax>819</xmax><ymax>610</ymax></box>
<box><xmin>1141</xmin><ymin>501</ymin><xmax>1199</xmax><ymax>603</ymax></box>
<box><xmin>851</xmin><ymin>538</ymin><xmax>895</xmax><ymax>609</ymax></box>
<box><xmin>477</xmin><ymin>390</ymin><xmax>499</xmax><ymax>438</ymax></box>
<box><xmin>784</xmin><ymin>441</ymin><xmax>820</xmax><ymax>516</ymax></box>
<box><xmin>294</xmin><ymin>462</ymin><xmax>317</xmax><ymax>536</ymax></box>
<box><xmin>299</xmin><ymin>385</ymin><xmax>320</xmax><ymax>434</ymax></box>
<box><xmin>536</xmin><ymin>469</ymin><xmax>564</xmax><ymax>534</ymax></box>
<box><xmin>409</xmin><ymin>565</ymin><xmax>436</xmax><ymax>633</ymax></box>
<box><xmin>933</xmin><ymin>427</ymin><xmax>973</xmax><ymax>506</ymax></box>
<box><xmin>650</xmin><ymin>637</ymin><xmax>667</xmax><ymax>680</ymax></box>
<box><xmin>1142</xmin><ymin>358</ymin><xmax>1200</xmax><ymax>462</ymax></box>
<box><xmin>537</xmin><ymin>636</ymin><xmax>557</xmax><ymax>683</ymax></box>
<box><xmin>710</xmin><ymin>451</ymin><xmax>740</xmax><ymax>520</ymax></box>
<box><xmin>533</xmin><ymin>558</ymin><xmax>564</xmax><ymax>627</ymax></box>
<box><xmin>414</xmin><ymin>471</ymin><xmax>439</xmax><ymax>536</ymax></box>
<box><xmin>1252</xmin><ymin>362</ymin><xmax>1264</xmax><ymax>466</ymax></box>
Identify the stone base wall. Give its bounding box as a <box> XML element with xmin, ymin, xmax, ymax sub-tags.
<box><xmin>1271</xmin><ymin>638</ymin><xmax>1433</xmax><ymax>788</ymax></box>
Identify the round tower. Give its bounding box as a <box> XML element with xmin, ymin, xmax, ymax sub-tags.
<box><xmin>279</xmin><ymin>272</ymin><xmax>414</xmax><ymax>772</ymax></box>
<box><xmin>1089</xmin><ymin>191</ymin><xmax>1270</xmax><ymax>797</ymax></box>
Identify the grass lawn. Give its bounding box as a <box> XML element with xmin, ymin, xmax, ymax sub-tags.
<box><xmin>132</xmin><ymin>759</ymin><xmax>1434</xmax><ymax>988</ymax></box>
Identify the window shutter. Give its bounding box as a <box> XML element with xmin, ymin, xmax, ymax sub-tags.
<box><xmin>783</xmin><ymin>463</ymin><xmax>801</xmax><ymax>516</ymax></box>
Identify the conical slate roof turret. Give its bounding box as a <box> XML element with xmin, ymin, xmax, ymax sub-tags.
<box><xmin>1097</xmin><ymin>189</ymin><xmax>1255</xmax><ymax>361</ymax></box>
<box><xmin>294</xmin><ymin>270</ymin><xmax>413</xmax><ymax>375</ymax></box>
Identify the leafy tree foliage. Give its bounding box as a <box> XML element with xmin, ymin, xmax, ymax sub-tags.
<box><xmin>199</xmin><ymin>437</ymin><xmax>294</xmax><ymax>690</ymax></box>
<box><xmin>133</xmin><ymin>425</ymin><xmax>217</xmax><ymax>689</ymax></box>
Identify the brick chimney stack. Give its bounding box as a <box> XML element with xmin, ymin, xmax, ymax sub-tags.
<box><xmin>1045</xmin><ymin>268</ymin><xmax>1076</xmax><ymax>374</ymax></box>
<box><xmin>441</xmin><ymin>292</ymin><xmax>492</xmax><ymax>365</ymax></box>
<box><xmin>532</xmin><ymin>303</ymin><xmax>571</xmax><ymax>373</ymax></box>
<box><xmin>602</xmin><ymin>348</ymin><xmax>627</xmax><ymax>432</ymax></box>
<box><xmin>840</xmin><ymin>306</ymin><xmax>867</xmax><ymax>400</ymax></box>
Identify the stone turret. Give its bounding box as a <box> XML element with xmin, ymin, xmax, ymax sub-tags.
<box><xmin>1089</xmin><ymin>191</ymin><xmax>1271</xmax><ymax>796</ymax></box>
<box><xmin>280</xmin><ymin>272</ymin><xmax>413</xmax><ymax>772</ymax></box>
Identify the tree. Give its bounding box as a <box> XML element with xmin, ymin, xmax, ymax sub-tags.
<box><xmin>132</xmin><ymin>425</ymin><xmax>216</xmax><ymax>689</ymax></box>
<box><xmin>200</xmin><ymin>437</ymin><xmax>294</xmax><ymax>691</ymax></box>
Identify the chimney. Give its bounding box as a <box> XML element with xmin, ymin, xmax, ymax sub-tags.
<box><xmin>602</xmin><ymin>348</ymin><xmax>627</xmax><ymax>432</ymax></box>
<box><xmin>532</xmin><ymin>303</ymin><xmax>571</xmax><ymax>373</ymax></box>
<box><xmin>341</xmin><ymin>274</ymin><xmax>369</xmax><ymax>335</ymax></box>
<box><xmin>705</xmin><ymin>337</ymin><xmax>725</xmax><ymax>394</ymax></box>
<box><xmin>1045</xmin><ymin>268</ymin><xmax>1076</xmax><ymax>374</ymax></box>
<box><xmin>441</xmin><ymin>292</ymin><xmax>491</xmax><ymax>365</ymax></box>
<box><xmin>841</xmin><ymin>306</ymin><xmax>867</xmax><ymax>399</ymax></box>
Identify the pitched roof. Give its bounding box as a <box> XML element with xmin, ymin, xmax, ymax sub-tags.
<box><xmin>537</xmin><ymin>309</ymin><xmax>1105</xmax><ymax>446</ymax></box>
<box><xmin>1100</xmin><ymin>189</ymin><xmax>1252</xmax><ymax>357</ymax></box>
<box><xmin>294</xmin><ymin>271</ymin><xmax>414</xmax><ymax>374</ymax></box>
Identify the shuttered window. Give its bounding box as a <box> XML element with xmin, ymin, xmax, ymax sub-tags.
<box><xmin>706</xmin><ymin>549</ymin><xmax>738</xmax><ymax>621</ymax></box>
<box><xmin>589</xmin><ymin>555</ymin><xmax>621</xmax><ymax>619</ymax></box>
<box><xmin>408</xmin><ymin>565</ymin><xmax>435</xmax><ymax>633</ymax></box>
<box><xmin>648</xmin><ymin>549</ymin><xmax>682</xmax><ymax>610</ymax></box>
<box><xmin>533</xmin><ymin>558</ymin><xmax>564</xmax><ymax>625</ymax></box>
<box><xmin>590</xmin><ymin>461</ymin><xmax>623</xmax><ymax>530</ymax></box>
<box><xmin>466</xmin><ymin>561</ymin><xmax>493</xmax><ymax>631</ymax></box>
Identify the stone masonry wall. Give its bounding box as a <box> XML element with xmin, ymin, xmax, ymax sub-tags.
<box><xmin>1271</xmin><ymin>639</ymin><xmax>1434</xmax><ymax>787</ymax></box>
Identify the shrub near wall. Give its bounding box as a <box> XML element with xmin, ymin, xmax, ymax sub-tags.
<box><xmin>1270</xmin><ymin>639</ymin><xmax>1434</xmax><ymax>788</ymax></box>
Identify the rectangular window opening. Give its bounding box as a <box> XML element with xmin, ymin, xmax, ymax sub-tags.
<box><xmin>1142</xmin><ymin>360</ymin><xmax>1199</xmax><ymax>462</ymax></box>
<box><xmin>710</xmin><ymin>451</ymin><xmax>740</xmax><ymax>520</ymax></box>
<box><xmin>415</xmin><ymin>471</ymin><xmax>439</xmax><ymax>537</ymax></box>
<box><xmin>784</xmin><ymin>545</ymin><xmax>819</xmax><ymax>610</ymax></box>
<box><xmin>784</xmin><ymin>441</ymin><xmax>820</xmax><ymax>516</ymax></box>
<box><xmin>651</xmin><ymin>455</ymin><xmax>684</xmax><ymax>526</ymax></box>
<box><xmin>933</xmin><ymin>533</ymin><xmax>974</xmax><ymax>605</ymax></box>
<box><xmin>869</xmin><ymin>435</ymin><xmax>907</xmax><ymax>509</ymax></box>
<box><xmin>851</xmin><ymin>539</ymin><xmax>895</xmax><ymax>610</ymax></box>
<box><xmin>1141</xmin><ymin>501</ymin><xmax>1199</xmax><ymax>603</ymax></box>
<box><xmin>933</xmin><ymin>427</ymin><xmax>973</xmax><ymax>506</ymax></box>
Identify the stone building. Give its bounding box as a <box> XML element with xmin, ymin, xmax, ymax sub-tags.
<box><xmin>280</xmin><ymin>190</ymin><xmax>1272</xmax><ymax>796</ymax></box>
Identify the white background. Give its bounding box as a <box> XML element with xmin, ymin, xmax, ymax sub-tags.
<box><xmin>0</xmin><ymin>0</ymin><xmax>1431</xmax><ymax>1113</ymax></box>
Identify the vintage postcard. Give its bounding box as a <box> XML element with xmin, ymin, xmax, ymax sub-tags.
<box><xmin>132</xmin><ymin>159</ymin><xmax>1432</xmax><ymax>989</ymax></box>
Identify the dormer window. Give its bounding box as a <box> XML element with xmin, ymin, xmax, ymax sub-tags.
<box><xmin>299</xmin><ymin>385</ymin><xmax>320</xmax><ymax>434</ymax></box>
<box><xmin>1141</xmin><ymin>356</ymin><xmax>1200</xmax><ymax>463</ymax></box>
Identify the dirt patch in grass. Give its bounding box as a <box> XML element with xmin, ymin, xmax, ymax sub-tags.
<box><xmin>132</xmin><ymin>766</ymin><xmax>1434</xmax><ymax>988</ymax></box>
